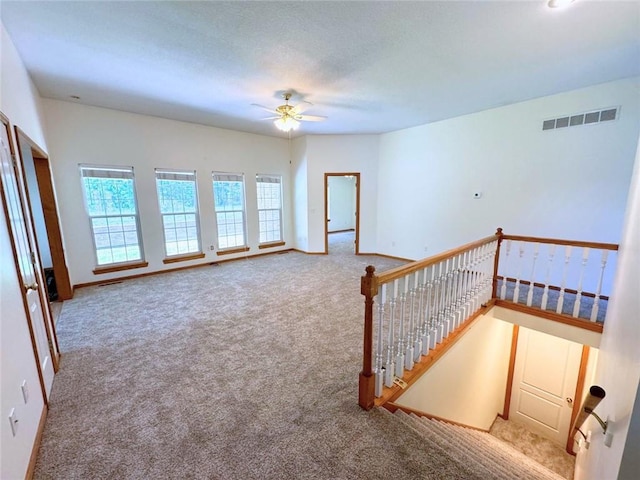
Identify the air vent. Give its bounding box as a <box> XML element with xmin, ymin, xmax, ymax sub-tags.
<box><xmin>542</xmin><ymin>107</ymin><xmax>619</xmax><ymax>131</ymax></box>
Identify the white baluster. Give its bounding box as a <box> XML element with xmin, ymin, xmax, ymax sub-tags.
<box><xmin>436</xmin><ymin>261</ymin><xmax>446</xmax><ymax>344</ymax></box>
<box><xmin>415</xmin><ymin>268</ymin><xmax>428</xmax><ymax>360</ymax></box>
<box><xmin>572</xmin><ymin>248</ymin><xmax>590</xmax><ymax>318</ymax></box>
<box><xmin>405</xmin><ymin>271</ymin><xmax>419</xmax><ymax>370</ymax></box>
<box><xmin>374</xmin><ymin>284</ymin><xmax>386</xmax><ymax>397</ymax></box>
<box><xmin>590</xmin><ymin>250</ymin><xmax>609</xmax><ymax>322</ymax></box>
<box><xmin>422</xmin><ymin>265</ymin><xmax>436</xmax><ymax>355</ymax></box>
<box><xmin>384</xmin><ymin>280</ymin><xmax>398</xmax><ymax>387</ymax></box>
<box><xmin>395</xmin><ymin>277</ymin><xmax>409</xmax><ymax>377</ymax></box>
<box><xmin>541</xmin><ymin>244</ymin><xmax>556</xmax><ymax>311</ymax></box>
<box><xmin>557</xmin><ymin>246</ymin><xmax>572</xmax><ymax>315</ymax></box>
<box><xmin>513</xmin><ymin>242</ymin><xmax>525</xmax><ymax>303</ymax></box>
<box><xmin>500</xmin><ymin>240</ymin><xmax>512</xmax><ymax>300</ymax></box>
<box><xmin>526</xmin><ymin>243</ymin><xmax>540</xmax><ymax>307</ymax></box>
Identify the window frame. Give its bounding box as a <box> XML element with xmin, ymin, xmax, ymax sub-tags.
<box><xmin>256</xmin><ymin>174</ymin><xmax>284</xmax><ymax>247</ymax></box>
<box><xmin>155</xmin><ymin>168</ymin><xmax>203</xmax><ymax>260</ymax></box>
<box><xmin>212</xmin><ymin>172</ymin><xmax>248</xmax><ymax>253</ymax></box>
<box><xmin>79</xmin><ymin>164</ymin><xmax>146</xmax><ymax>270</ymax></box>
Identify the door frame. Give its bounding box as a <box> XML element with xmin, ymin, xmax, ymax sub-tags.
<box><xmin>15</xmin><ymin>126</ymin><xmax>73</xmax><ymax>301</ymax></box>
<box><xmin>324</xmin><ymin>172</ymin><xmax>360</xmax><ymax>254</ymax></box>
<box><xmin>503</xmin><ymin>324</ymin><xmax>589</xmax><ymax>454</ymax></box>
<box><xmin>0</xmin><ymin>112</ymin><xmax>53</xmax><ymax>402</ymax></box>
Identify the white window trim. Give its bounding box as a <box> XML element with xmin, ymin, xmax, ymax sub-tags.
<box><xmin>256</xmin><ymin>174</ymin><xmax>283</xmax><ymax>245</ymax></box>
<box><xmin>212</xmin><ymin>172</ymin><xmax>248</xmax><ymax>251</ymax></box>
<box><xmin>79</xmin><ymin>164</ymin><xmax>145</xmax><ymax>267</ymax></box>
<box><xmin>155</xmin><ymin>168</ymin><xmax>202</xmax><ymax>258</ymax></box>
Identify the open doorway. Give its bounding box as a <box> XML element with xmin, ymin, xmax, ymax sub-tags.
<box><xmin>15</xmin><ymin>127</ymin><xmax>73</xmax><ymax>306</ymax></box>
<box><xmin>324</xmin><ymin>173</ymin><xmax>360</xmax><ymax>254</ymax></box>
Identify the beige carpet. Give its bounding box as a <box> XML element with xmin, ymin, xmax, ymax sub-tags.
<box><xmin>490</xmin><ymin>417</ymin><xmax>575</xmax><ymax>480</ymax></box>
<box><xmin>34</xmin><ymin>232</ymin><xmax>565</xmax><ymax>479</ymax></box>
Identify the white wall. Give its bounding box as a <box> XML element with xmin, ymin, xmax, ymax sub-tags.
<box><xmin>575</xmin><ymin>137</ymin><xmax>640</xmax><ymax>480</ymax></box>
<box><xmin>377</xmin><ymin>78</ymin><xmax>640</xmax><ymax>261</ymax></box>
<box><xmin>328</xmin><ymin>175</ymin><xmax>356</xmax><ymax>232</ymax></box>
<box><xmin>291</xmin><ymin>136</ymin><xmax>309</xmax><ymax>251</ymax></box>
<box><xmin>395</xmin><ymin>314</ymin><xmax>513</xmax><ymax>430</ymax></box>
<box><xmin>42</xmin><ymin>100</ymin><xmax>292</xmax><ymax>286</ymax></box>
<box><xmin>304</xmin><ymin>135</ymin><xmax>379</xmax><ymax>253</ymax></box>
<box><xmin>0</xmin><ymin>22</ymin><xmax>48</xmax><ymax>480</ymax></box>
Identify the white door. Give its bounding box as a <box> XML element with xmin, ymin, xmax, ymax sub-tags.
<box><xmin>1</xmin><ymin>120</ymin><xmax>55</xmax><ymax>400</ymax></box>
<box><xmin>509</xmin><ymin>327</ymin><xmax>582</xmax><ymax>446</ymax></box>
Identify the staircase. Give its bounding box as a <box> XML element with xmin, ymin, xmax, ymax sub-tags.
<box><xmin>381</xmin><ymin>408</ymin><xmax>567</xmax><ymax>480</ymax></box>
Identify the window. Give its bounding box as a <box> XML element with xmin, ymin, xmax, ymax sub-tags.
<box><xmin>80</xmin><ymin>165</ymin><xmax>144</xmax><ymax>266</ymax></box>
<box><xmin>212</xmin><ymin>173</ymin><xmax>247</xmax><ymax>250</ymax></box>
<box><xmin>155</xmin><ymin>169</ymin><xmax>201</xmax><ymax>257</ymax></box>
<box><xmin>256</xmin><ymin>174</ymin><xmax>283</xmax><ymax>244</ymax></box>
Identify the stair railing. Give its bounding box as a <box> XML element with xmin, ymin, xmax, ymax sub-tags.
<box><xmin>495</xmin><ymin>233</ymin><xmax>619</xmax><ymax>325</ymax></box>
<box><xmin>359</xmin><ymin>231</ymin><xmax>500</xmax><ymax>410</ymax></box>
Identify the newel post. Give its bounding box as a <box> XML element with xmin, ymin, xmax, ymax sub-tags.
<box><xmin>359</xmin><ymin>265</ymin><xmax>378</xmax><ymax>410</ymax></box>
<box><xmin>492</xmin><ymin>227</ymin><xmax>504</xmax><ymax>299</ymax></box>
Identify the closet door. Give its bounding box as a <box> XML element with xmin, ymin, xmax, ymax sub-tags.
<box><xmin>1</xmin><ymin>116</ymin><xmax>55</xmax><ymax>401</ymax></box>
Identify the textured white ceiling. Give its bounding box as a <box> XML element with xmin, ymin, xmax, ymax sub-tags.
<box><xmin>2</xmin><ymin>1</ymin><xmax>639</xmax><ymax>138</ymax></box>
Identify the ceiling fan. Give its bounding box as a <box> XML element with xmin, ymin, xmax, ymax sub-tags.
<box><xmin>252</xmin><ymin>93</ymin><xmax>327</xmax><ymax>132</ymax></box>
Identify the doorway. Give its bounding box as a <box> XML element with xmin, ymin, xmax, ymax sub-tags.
<box><xmin>324</xmin><ymin>173</ymin><xmax>360</xmax><ymax>254</ymax></box>
<box><xmin>1</xmin><ymin>113</ymin><xmax>59</xmax><ymax>402</ymax></box>
<box><xmin>15</xmin><ymin>126</ymin><xmax>72</xmax><ymax>301</ymax></box>
<box><xmin>508</xmin><ymin>327</ymin><xmax>584</xmax><ymax>448</ymax></box>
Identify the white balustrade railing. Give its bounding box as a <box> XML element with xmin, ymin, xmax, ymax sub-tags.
<box><xmin>496</xmin><ymin>236</ymin><xmax>618</xmax><ymax>323</ymax></box>
<box><xmin>359</xmin><ymin>230</ymin><xmax>619</xmax><ymax>410</ymax></box>
<box><xmin>370</xmin><ymin>238</ymin><xmax>498</xmax><ymax>398</ymax></box>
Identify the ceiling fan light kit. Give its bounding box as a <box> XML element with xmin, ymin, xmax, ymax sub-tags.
<box><xmin>252</xmin><ymin>92</ymin><xmax>327</xmax><ymax>133</ymax></box>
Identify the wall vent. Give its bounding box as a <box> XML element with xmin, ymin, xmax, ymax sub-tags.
<box><xmin>542</xmin><ymin>107</ymin><xmax>619</xmax><ymax>131</ymax></box>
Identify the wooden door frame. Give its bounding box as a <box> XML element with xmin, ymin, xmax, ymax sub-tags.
<box><xmin>0</xmin><ymin>112</ymin><xmax>49</xmax><ymax>402</ymax></box>
<box><xmin>11</xmin><ymin>125</ymin><xmax>61</xmax><ymax>369</ymax></box>
<box><xmin>324</xmin><ymin>172</ymin><xmax>360</xmax><ymax>254</ymax></box>
<box><xmin>14</xmin><ymin>126</ymin><xmax>72</xmax><ymax>301</ymax></box>
<box><xmin>503</xmin><ymin>324</ymin><xmax>589</xmax><ymax>455</ymax></box>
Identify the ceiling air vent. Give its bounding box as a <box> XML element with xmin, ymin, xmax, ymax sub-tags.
<box><xmin>542</xmin><ymin>107</ymin><xmax>619</xmax><ymax>131</ymax></box>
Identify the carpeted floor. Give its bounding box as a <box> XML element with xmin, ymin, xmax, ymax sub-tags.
<box><xmin>34</xmin><ymin>232</ymin><xmax>570</xmax><ymax>479</ymax></box>
<box><xmin>490</xmin><ymin>417</ymin><xmax>575</xmax><ymax>480</ymax></box>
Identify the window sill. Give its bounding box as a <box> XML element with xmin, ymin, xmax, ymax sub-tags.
<box><xmin>93</xmin><ymin>261</ymin><xmax>149</xmax><ymax>275</ymax></box>
<box><xmin>216</xmin><ymin>246</ymin><xmax>250</xmax><ymax>256</ymax></box>
<box><xmin>163</xmin><ymin>252</ymin><xmax>206</xmax><ymax>264</ymax></box>
<box><xmin>258</xmin><ymin>241</ymin><xmax>286</xmax><ymax>250</ymax></box>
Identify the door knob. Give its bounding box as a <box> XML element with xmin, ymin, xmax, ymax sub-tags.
<box><xmin>566</xmin><ymin>397</ymin><xmax>573</xmax><ymax>405</ymax></box>
<box><xmin>24</xmin><ymin>282</ymin><xmax>38</xmax><ymax>291</ymax></box>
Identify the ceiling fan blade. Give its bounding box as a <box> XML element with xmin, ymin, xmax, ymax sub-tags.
<box><xmin>291</xmin><ymin>101</ymin><xmax>313</xmax><ymax>114</ymax></box>
<box><xmin>296</xmin><ymin>114</ymin><xmax>327</xmax><ymax>122</ymax></box>
<box><xmin>260</xmin><ymin>116</ymin><xmax>281</xmax><ymax>120</ymax></box>
<box><xmin>251</xmin><ymin>103</ymin><xmax>278</xmax><ymax>114</ymax></box>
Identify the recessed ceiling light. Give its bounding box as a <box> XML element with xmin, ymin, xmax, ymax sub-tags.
<box><xmin>548</xmin><ymin>0</ymin><xmax>575</xmax><ymax>9</ymax></box>
<box><xmin>69</xmin><ymin>95</ymin><xmax>80</xmax><ymax>100</ymax></box>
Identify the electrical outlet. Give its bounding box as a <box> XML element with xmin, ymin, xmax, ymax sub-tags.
<box><xmin>8</xmin><ymin>408</ymin><xmax>18</xmax><ymax>437</ymax></box>
<box><xmin>21</xmin><ymin>380</ymin><xmax>28</xmax><ymax>404</ymax></box>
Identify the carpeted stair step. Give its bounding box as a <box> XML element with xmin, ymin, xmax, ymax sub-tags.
<box><xmin>383</xmin><ymin>407</ymin><xmax>567</xmax><ymax>480</ymax></box>
<box><xmin>375</xmin><ymin>408</ymin><xmax>488</xmax><ymax>479</ymax></box>
<box><xmin>391</xmin><ymin>410</ymin><xmax>511</xmax><ymax>480</ymax></box>
<box><xmin>442</xmin><ymin>421</ymin><xmax>566</xmax><ymax>480</ymax></box>
<box><xmin>426</xmin><ymin>418</ymin><xmax>564</xmax><ymax>480</ymax></box>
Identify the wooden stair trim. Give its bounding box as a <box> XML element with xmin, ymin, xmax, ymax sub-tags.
<box><xmin>493</xmin><ymin>299</ymin><xmax>603</xmax><ymax>333</ymax></box>
<box><xmin>383</xmin><ymin>402</ymin><xmax>492</xmax><ymax>433</ymax></box>
<box><xmin>373</xmin><ymin>299</ymin><xmax>496</xmax><ymax>407</ymax></box>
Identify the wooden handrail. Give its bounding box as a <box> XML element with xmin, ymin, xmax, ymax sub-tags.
<box><xmin>501</xmin><ymin>234</ymin><xmax>618</xmax><ymax>251</ymax></box>
<box><xmin>375</xmin><ymin>233</ymin><xmax>501</xmax><ymax>285</ymax></box>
